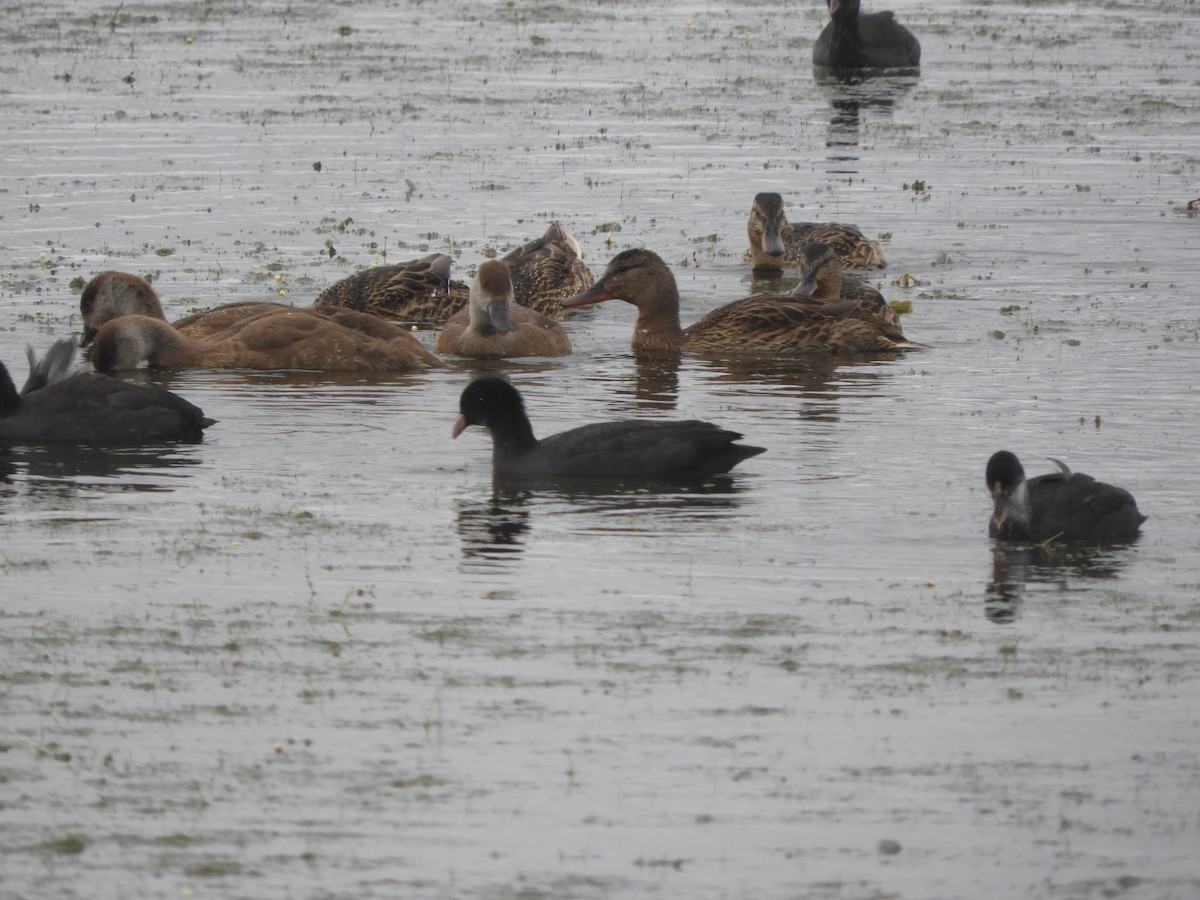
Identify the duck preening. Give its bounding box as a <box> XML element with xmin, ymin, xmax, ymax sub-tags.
<box><xmin>77</xmin><ymin>269</ymin><xmax>440</xmax><ymax>347</ymax></box>
<box><xmin>314</xmin><ymin>223</ymin><xmax>593</xmax><ymax>322</ymax></box>
<box><xmin>986</xmin><ymin>450</ymin><xmax>1147</xmax><ymax>543</ymax></box>
<box><xmin>812</xmin><ymin>0</ymin><xmax>921</xmax><ymax>70</ymax></box>
<box><xmin>563</xmin><ymin>248</ymin><xmax>917</xmax><ymax>355</ymax></box>
<box><xmin>436</xmin><ymin>259</ymin><xmax>571</xmax><ymax>358</ymax></box>
<box><xmin>1</xmin><ymin>339</ymin><xmax>214</xmax><ymax>443</ymax></box>
<box><xmin>452</xmin><ymin>377</ymin><xmax>765</xmax><ymax>480</ymax></box>
<box><xmin>743</xmin><ymin>192</ymin><xmax>886</xmax><ymax>271</ymax></box>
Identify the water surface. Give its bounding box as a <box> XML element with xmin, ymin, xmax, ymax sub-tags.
<box><xmin>2</xmin><ymin>2</ymin><xmax>1199</xmax><ymax>898</ymax></box>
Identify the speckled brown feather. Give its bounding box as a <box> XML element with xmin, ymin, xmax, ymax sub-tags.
<box><xmin>312</xmin><ymin>253</ymin><xmax>462</xmax><ymax>320</ymax></box>
<box><xmin>684</xmin><ymin>294</ymin><xmax>908</xmax><ymax>354</ymax></box>
<box><xmin>312</xmin><ymin>224</ymin><xmax>593</xmax><ymax>323</ymax></box>
<box><xmin>499</xmin><ymin>222</ymin><xmax>594</xmax><ymax>315</ymax></box>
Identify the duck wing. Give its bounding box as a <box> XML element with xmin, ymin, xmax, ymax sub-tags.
<box><xmin>685</xmin><ymin>294</ymin><xmax>912</xmax><ymax>354</ymax></box>
<box><xmin>501</xmin><ymin>227</ymin><xmax>594</xmax><ymax>316</ymax></box>
<box><xmin>313</xmin><ymin>254</ymin><xmax>464</xmax><ymax>321</ymax></box>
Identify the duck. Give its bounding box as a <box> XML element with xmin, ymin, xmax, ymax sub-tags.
<box><xmin>90</xmin><ymin>309</ymin><xmax>443</xmax><ymax>373</ymax></box>
<box><xmin>562</xmin><ymin>248</ymin><xmax>918</xmax><ymax>355</ymax></box>
<box><xmin>792</xmin><ymin>241</ymin><xmax>901</xmax><ymax>329</ymax></box>
<box><xmin>311</xmin><ymin>253</ymin><xmax>460</xmax><ymax>321</ymax></box>
<box><xmin>78</xmin><ymin>270</ymin><xmax>426</xmax><ymax>346</ymax></box>
<box><xmin>743</xmin><ymin>192</ymin><xmax>886</xmax><ymax>271</ymax></box>
<box><xmin>812</xmin><ymin>0</ymin><xmax>921</xmax><ymax>70</ymax></box>
<box><xmin>985</xmin><ymin>450</ymin><xmax>1147</xmax><ymax>543</ymax></box>
<box><xmin>436</xmin><ymin>259</ymin><xmax>571</xmax><ymax>358</ymax></box>
<box><xmin>452</xmin><ymin>377</ymin><xmax>765</xmax><ymax>479</ymax></box>
<box><xmin>1</xmin><ymin>338</ymin><xmax>213</xmax><ymax>443</ymax></box>
<box><xmin>314</xmin><ymin>222</ymin><xmax>594</xmax><ymax>322</ymax></box>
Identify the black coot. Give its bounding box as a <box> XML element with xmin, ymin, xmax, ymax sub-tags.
<box><xmin>985</xmin><ymin>450</ymin><xmax>1146</xmax><ymax>543</ymax></box>
<box><xmin>453</xmin><ymin>377</ymin><xmax>765</xmax><ymax>480</ymax></box>
<box><xmin>1</xmin><ymin>339</ymin><xmax>214</xmax><ymax>444</ymax></box>
<box><xmin>812</xmin><ymin>0</ymin><xmax>921</xmax><ymax>69</ymax></box>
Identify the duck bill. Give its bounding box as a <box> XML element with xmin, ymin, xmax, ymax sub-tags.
<box><xmin>760</xmin><ymin>223</ymin><xmax>786</xmax><ymax>258</ymax></box>
<box><xmin>487</xmin><ymin>297</ymin><xmax>514</xmax><ymax>334</ymax></box>
<box><xmin>561</xmin><ymin>282</ymin><xmax>621</xmax><ymax>310</ymax></box>
<box><xmin>990</xmin><ymin>482</ymin><xmax>1007</xmax><ymax>532</ymax></box>
<box><xmin>80</xmin><ymin>325</ymin><xmax>97</xmax><ymax>347</ymax></box>
<box><xmin>793</xmin><ymin>270</ymin><xmax>818</xmax><ymax>298</ymax></box>
<box><xmin>452</xmin><ymin>414</ymin><xmax>469</xmax><ymax>439</ymax></box>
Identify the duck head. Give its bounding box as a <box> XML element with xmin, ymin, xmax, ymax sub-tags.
<box><xmin>469</xmin><ymin>260</ymin><xmax>515</xmax><ymax>335</ymax></box>
<box><xmin>747</xmin><ymin>192</ymin><xmax>787</xmax><ymax>260</ymax></box>
<box><xmin>792</xmin><ymin>242</ymin><xmax>843</xmax><ymax>299</ymax></box>
<box><xmin>79</xmin><ymin>272</ymin><xmax>166</xmax><ymax>347</ymax></box>
<box><xmin>561</xmin><ymin>248</ymin><xmax>679</xmax><ymax>317</ymax></box>
<box><xmin>90</xmin><ymin>316</ymin><xmax>167</xmax><ymax>372</ymax></box>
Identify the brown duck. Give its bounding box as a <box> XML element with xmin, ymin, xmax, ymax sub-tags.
<box><xmin>91</xmin><ymin>309</ymin><xmax>442</xmax><ymax>373</ymax></box>
<box><xmin>436</xmin><ymin>259</ymin><xmax>571</xmax><ymax>359</ymax></box>
<box><xmin>792</xmin><ymin>242</ymin><xmax>902</xmax><ymax>330</ymax></box>
<box><xmin>562</xmin><ymin>248</ymin><xmax>918</xmax><ymax>355</ymax></box>
<box><xmin>742</xmin><ymin>192</ymin><xmax>886</xmax><ymax>271</ymax></box>
<box><xmin>78</xmin><ymin>270</ymin><xmax>424</xmax><ymax>346</ymax></box>
<box><xmin>313</xmin><ymin>222</ymin><xmax>593</xmax><ymax>322</ymax></box>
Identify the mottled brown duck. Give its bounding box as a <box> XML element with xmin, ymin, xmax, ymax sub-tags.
<box><xmin>792</xmin><ymin>241</ymin><xmax>901</xmax><ymax>330</ymax></box>
<box><xmin>313</xmin><ymin>222</ymin><xmax>593</xmax><ymax>322</ymax></box>
<box><xmin>563</xmin><ymin>248</ymin><xmax>917</xmax><ymax>355</ymax></box>
<box><xmin>742</xmin><ymin>192</ymin><xmax>886</xmax><ymax>271</ymax></box>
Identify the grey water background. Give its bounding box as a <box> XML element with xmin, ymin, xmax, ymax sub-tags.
<box><xmin>2</xmin><ymin>1</ymin><xmax>1199</xmax><ymax>898</ymax></box>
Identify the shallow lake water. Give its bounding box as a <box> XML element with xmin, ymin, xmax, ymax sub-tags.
<box><xmin>2</xmin><ymin>1</ymin><xmax>1199</xmax><ymax>898</ymax></box>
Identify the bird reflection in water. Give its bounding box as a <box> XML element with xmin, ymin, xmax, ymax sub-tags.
<box><xmin>691</xmin><ymin>353</ymin><xmax>903</xmax><ymax>425</ymax></box>
<box><xmin>0</xmin><ymin>443</ymin><xmax>203</xmax><ymax>499</ymax></box>
<box><xmin>813</xmin><ymin>70</ymin><xmax>919</xmax><ymax>158</ymax></box>
<box><xmin>985</xmin><ymin>542</ymin><xmax>1135</xmax><ymax>624</ymax></box>
<box><xmin>456</xmin><ymin>492</ymin><xmax>532</xmax><ymax>572</ymax></box>
<box><xmin>456</xmin><ymin>479</ymin><xmax>751</xmax><ymax>572</ymax></box>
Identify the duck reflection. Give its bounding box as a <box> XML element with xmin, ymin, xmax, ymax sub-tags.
<box><xmin>691</xmin><ymin>353</ymin><xmax>903</xmax><ymax>423</ymax></box>
<box><xmin>627</xmin><ymin>353</ymin><xmax>682</xmax><ymax>410</ymax></box>
<box><xmin>456</xmin><ymin>479</ymin><xmax>751</xmax><ymax>571</ymax></box>
<box><xmin>1</xmin><ymin>443</ymin><xmax>204</xmax><ymax>498</ymax></box>
<box><xmin>985</xmin><ymin>541</ymin><xmax>1135</xmax><ymax>624</ymax></box>
<box><xmin>814</xmin><ymin>70</ymin><xmax>919</xmax><ymax>158</ymax></box>
<box><xmin>456</xmin><ymin>492</ymin><xmax>532</xmax><ymax>572</ymax></box>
